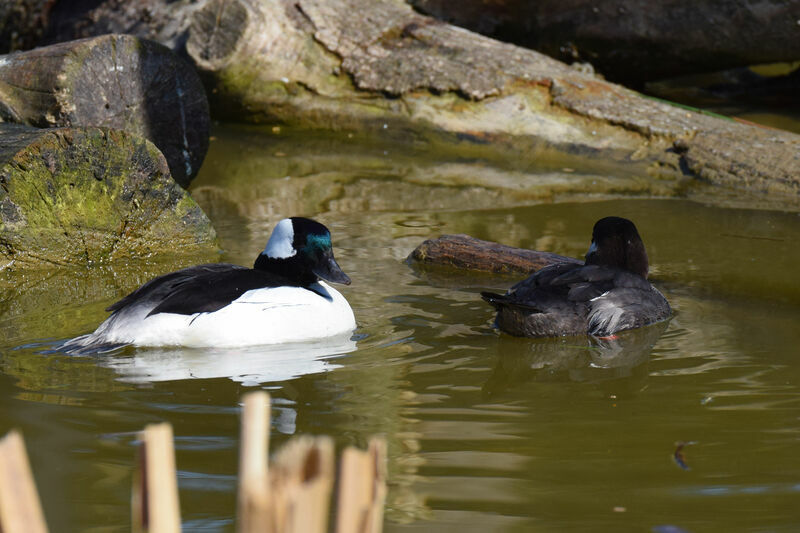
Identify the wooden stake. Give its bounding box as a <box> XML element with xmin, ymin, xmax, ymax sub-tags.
<box><xmin>237</xmin><ymin>391</ymin><xmax>271</xmax><ymax>533</ymax></box>
<box><xmin>132</xmin><ymin>423</ymin><xmax>181</xmax><ymax>533</ymax></box>
<box><xmin>270</xmin><ymin>436</ymin><xmax>335</xmax><ymax>533</ymax></box>
<box><xmin>0</xmin><ymin>430</ymin><xmax>48</xmax><ymax>533</ymax></box>
<box><xmin>335</xmin><ymin>438</ymin><xmax>387</xmax><ymax>533</ymax></box>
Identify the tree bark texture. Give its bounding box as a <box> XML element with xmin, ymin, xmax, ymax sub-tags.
<box><xmin>4</xmin><ymin>0</ymin><xmax>795</xmax><ymax>210</ymax></box>
<box><xmin>0</xmin><ymin>123</ymin><xmax>217</xmax><ymax>269</ymax></box>
<box><xmin>0</xmin><ymin>33</ymin><xmax>209</xmax><ymax>187</ymax></box>
<box><xmin>183</xmin><ymin>0</ymin><xmax>799</xmax><ymax>210</ymax></box>
<box><xmin>411</xmin><ymin>0</ymin><xmax>800</xmax><ymax>85</ymax></box>
<box><xmin>408</xmin><ymin>234</ymin><xmax>580</xmax><ymax>275</ymax></box>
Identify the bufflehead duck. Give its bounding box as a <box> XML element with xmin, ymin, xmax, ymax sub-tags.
<box><xmin>64</xmin><ymin>217</ymin><xmax>356</xmax><ymax>352</ymax></box>
<box><xmin>481</xmin><ymin>217</ymin><xmax>671</xmax><ymax>338</ymax></box>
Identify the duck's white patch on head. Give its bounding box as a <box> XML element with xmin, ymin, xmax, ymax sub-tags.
<box><xmin>264</xmin><ymin>218</ymin><xmax>296</xmax><ymax>258</ymax></box>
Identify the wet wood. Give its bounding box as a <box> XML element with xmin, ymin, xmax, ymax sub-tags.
<box><xmin>0</xmin><ymin>33</ymin><xmax>209</xmax><ymax>187</ymax></box>
<box><xmin>335</xmin><ymin>438</ymin><xmax>387</xmax><ymax>533</ymax></box>
<box><xmin>0</xmin><ymin>123</ymin><xmax>217</xmax><ymax>269</ymax></box>
<box><xmin>0</xmin><ymin>430</ymin><xmax>48</xmax><ymax>533</ymax></box>
<box><xmin>269</xmin><ymin>436</ymin><xmax>335</xmax><ymax>533</ymax></box>
<box><xmin>409</xmin><ymin>234</ymin><xmax>581</xmax><ymax>275</ymax></box>
<box><xmin>237</xmin><ymin>391</ymin><xmax>271</xmax><ymax>533</ymax></box>
<box><xmin>132</xmin><ymin>423</ymin><xmax>181</xmax><ymax>533</ymax></box>
<box><xmin>411</xmin><ymin>0</ymin><xmax>800</xmax><ymax>85</ymax></box>
<box><xmin>182</xmin><ymin>0</ymin><xmax>800</xmax><ymax>210</ymax></box>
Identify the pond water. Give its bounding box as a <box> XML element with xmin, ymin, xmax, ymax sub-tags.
<box><xmin>2</xmin><ymin>124</ymin><xmax>800</xmax><ymax>532</ymax></box>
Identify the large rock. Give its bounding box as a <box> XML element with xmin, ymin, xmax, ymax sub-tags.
<box><xmin>0</xmin><ymin>123</ymin><xmax>217</xmax><ymax>269</ymax></box>
<box><xmin>0</xmin><ymin>34</ymin><xmax>210</xmax><ymax>187</ymax></box>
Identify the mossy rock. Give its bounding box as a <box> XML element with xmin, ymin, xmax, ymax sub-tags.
<box><xmin>0</xmin><ymin>123</ymin><xmax>217</xmax><ymax>268</ymax></box>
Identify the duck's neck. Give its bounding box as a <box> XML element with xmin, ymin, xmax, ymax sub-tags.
<box><xmin>254</xmin><ymin>254</ymin><xmax>318</xmax><ymax>286</ymax></box>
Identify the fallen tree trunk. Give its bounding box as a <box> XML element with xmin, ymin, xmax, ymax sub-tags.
<box><xmin>410</xmin><ymin>0</ymin><xmax>800</xmax><ymax>85</ymax></box>
<box><xmin>408</xmin><ymin>234</ymin><xmax>580</xmax><ymax>275</ymax></box>
<box><xmin>0</xmin><ymin>34</ymin><xmax>209</xmax><ymax>187</ymax></box>
<box><xmin>7</xmin><ymin>0</ymin><xmax>796</xmax><ymax>210</ymax></box>
<box><xmin>0</xmin><ymin>123</ymin><xmax>217</xmax><ymax>269</ymax></box>
<box><xmin>182</xmin><ymin>0</ymin><xmax>799</xmax><ymax>211</ymax></box>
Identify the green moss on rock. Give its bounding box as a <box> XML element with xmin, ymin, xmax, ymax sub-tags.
<box><xmin>0</xmin><ymin>125</ymin><xmax>218</xmax><ymax>268</ymax></box>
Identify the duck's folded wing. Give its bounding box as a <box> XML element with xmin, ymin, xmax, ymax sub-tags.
<box><xmin>480</xmin><ymin>291</ymin><xmax>543</xmax><ymax>312</ymax></box>
<box><xmin>146</xmin><ymin>269</ymin><xmax>298</xmax><ymax>316</ymax></box>
<box><xmin>107</xmin><ymin>264</ymin><xmax>243</xmax><ymax>312</ymax></box>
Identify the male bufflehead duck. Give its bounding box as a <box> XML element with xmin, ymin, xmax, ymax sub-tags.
<box><xmin>64</xmin><ymin>217</ymin><xmax>356</xmax><ymax>352</ymax></box>
<box><xmin>481</xmin><ymin>217</ymin><xmax>671</xmax><ymax>338</ymax></box>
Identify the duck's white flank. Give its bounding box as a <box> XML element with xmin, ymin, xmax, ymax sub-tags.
<box><xmin>75</xmin><ymin>281</ymin><xmax>355</xmax><ymax>348</ymax></box>
<box><xmin>263</xmin><ymin>218</ymin><xmax>295</xmax><ymax>258</ymax></box>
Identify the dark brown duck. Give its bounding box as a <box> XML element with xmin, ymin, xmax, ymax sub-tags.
<box><xmin>481</xmin><ymin>217</ymin><xmax>671</xmax><ymax>338</ymax></box>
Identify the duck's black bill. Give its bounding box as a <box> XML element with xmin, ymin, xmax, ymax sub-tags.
<box><xmin>313</xmin><ymin>252</ymin><xmax>351</xmax><ymax>285</ymax></box>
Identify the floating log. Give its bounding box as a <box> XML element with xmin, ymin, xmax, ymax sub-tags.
<box><xmin>409</xmin><ymin>234</ymin><xmax>580</xmax><ymax>275</ymax></box>
<box><xmin>0</xmin><ymin>123</ymin><xmax>217</xmax><ymax>269</ymax></box>
<box><xmin>182</xmin><ymin>0</ymin><xmax>799</xmax><ymax>209</ymax></box>
<box><xmin>0</xmin><ymin>33</ymin><xmax>209</xmax><ymax>187</ymax></box>
<box><xmin>411</xmin><ymin>0</ymin><xmax>800</xmax><ymax>85</ymax></box>
<box><xmin>0</xmin><ymin>430</ymin><xmax>48</xmax><ymax>533</ymax></box>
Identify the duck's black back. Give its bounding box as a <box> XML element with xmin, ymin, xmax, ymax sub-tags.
<box><xmin>108</xmin><ymin>264</ymin><xmax>301</xmax><ymax>317</ymax></box>
<box><xmin>481</xmin><ymin>262</ymin><xmax>670</xmax><ymax>337</ymax></box>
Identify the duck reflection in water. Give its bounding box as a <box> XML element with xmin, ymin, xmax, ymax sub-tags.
<box><xmin>483</xmin><ymin>319</ymin><xmax>669</xmax><ymax>394</ymax></box>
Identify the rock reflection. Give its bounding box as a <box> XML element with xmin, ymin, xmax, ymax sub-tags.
<box><xmin>99</xmin><ymin>334</ymin><xmax>357</xmax><ymax>385</ymax></box>
<box><xmin>484</xmin><ymin>320</ymin><xmax>669</xmax><ymax>393</ymax></box>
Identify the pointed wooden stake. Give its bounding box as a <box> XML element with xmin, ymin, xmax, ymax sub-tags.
<box><xmin>237</xmin><ymin>391</ymin><xmax>271</xmax><ymax>533</ymax></box>
<box><xmin>0</xmin><ymin>430</ymin><xmax>48</xmax><ymax>533</ymax></box>
<box><xmin>270</xmin><ymin>435</ymin><xmax>335</xmax><ymax>533</ymax></box>
<box><xmin>335</xmin><ymin>438</ymin><xmax>387</xmax><ymax>533</ymax></box>
<box><xmin>132</xmin><ymin>423</ymin><xmax>181</xmax><ymax>533</ymax></box>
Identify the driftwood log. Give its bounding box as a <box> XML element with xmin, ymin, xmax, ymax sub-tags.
<box><xmin>0</xmin><ymin>123</ymin><xmax>216</xmax><ymax>268</ymax></box>
<box><xmin>8</xmin><ymin>0</ymin><xmax>797</xmax><ymax>209</ymax></box>
<box><xmin>409</xmin><ymin>234</ymin><xmax>580</xmax><ymax>275</ymax></box>
<box><xmin>411</xmin><ymin>0</ymin><xmax>800</xmax><ymax>85</ymax></box>
<box><xmin>181</xmin><ymin>0</ymin><xmax>799</xmax><ymax>210</ymax></box>
<box><xmin>0</xmin><ymin>34</ymin><xmax>209</xmax><ymax>187</ymax></box>
<box><xmin>8</xmin><ymin>0</ymin><xmax>800</xmax><ymax>88</ymax></box>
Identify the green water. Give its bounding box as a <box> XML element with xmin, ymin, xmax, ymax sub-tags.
<box><xmin>2</xmin><ymin>124</ymin><xmax>800</xmax><ymax>532</ymax></box>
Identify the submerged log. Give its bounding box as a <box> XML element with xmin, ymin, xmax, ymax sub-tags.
<box><xmin>0</xmin><ymin>123</ymin><xmax>217</xmax><ymax>269</ymax></box>
<box><xmin>181</xmin><ymin>0</ymin><xmax>799</xmax><ymax>210</ymax></box>
<box><xmin>410</xmin><ymin>0</ymin><xmax>800</xmax><ymax>85</ymax></box>
<box><xmin>409</xmin><ymin>234</ymin><xmax>579</xmax><ymax>275</ymax></box>
<box><xmin>0</xmin><ymin>34</ymin><xmax>209</xmax><ymax>187</ymax></box>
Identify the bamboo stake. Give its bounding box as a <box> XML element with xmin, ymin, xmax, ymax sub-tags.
<box><xmin>132</xmin><ymin>423</ymin><xmax>181</xmax><ymax>533</ymax></box>
<box><xmin>0</xmin><ymin>430</ymin><xmax>48</xmax><ymax>533</ymax></box>
<box><xmin>270</xmin><ymin>435</ymin><xmax>335</xmax><ymax>533</ymax></box>
<box><xmin>237</xmin><ymin>391</ymin><xmax>271</xmax><ymax>533</ymax></box>
<box><xmin>335</xmin><ymin>438</ymin><xmax>387</xmax><ymax>533</ymax></box>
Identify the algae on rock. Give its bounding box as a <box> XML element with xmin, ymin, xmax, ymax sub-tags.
<box><xmin>0</xmin><ymin>123</ymin><xmax>217</xmax><ymax>269</ymax></box>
